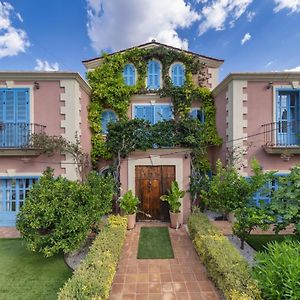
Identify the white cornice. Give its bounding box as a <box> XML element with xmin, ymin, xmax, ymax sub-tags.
<box><xmin>213</xmin><ymin>72</ymin><xmax>300</xmax><ymax>96</ymax></box>
<box><xmin>0</xmin><ymin>71</ymin><xmax>91</xmax><ymax>94</ymax></box>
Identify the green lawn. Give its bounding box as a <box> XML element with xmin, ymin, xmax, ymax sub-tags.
<box><xmin>246</xmin><ymin>234</ymin><xmax>300</xmax><ymax>252</ymax></box>
<box><xmin>0</xmin><ymin>239</ymin><xmax>72</xmax><ymax>300</ymax></box>
<box><xmin>137</xmin><ymin>227</ymin><xmax>174</xmax><ymax>259</ymax></box>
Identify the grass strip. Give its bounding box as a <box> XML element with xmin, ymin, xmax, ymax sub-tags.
<box><xmin>137</xmin><ymin>227</ymin><xmax>174</xmax><ymax>259</ymax></box>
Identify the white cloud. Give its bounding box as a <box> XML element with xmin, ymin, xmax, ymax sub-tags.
<box><xmin>198</xmin><ymin>0</ymin><xmax>253</xmax><ymax>35</ymax></box>
<box><xmin>246</xmin><ymin>11</ymin><xmax>255</xmax><ymax>21</ymax></box>
<box><xmin>0</xmin><ymin>2</ymin><xmax>30</xmax><ymax>58</ymax></box>
<box><xmin>34</xmin><ymin>59</ymin><xmax>59</xmax><ymax>71</ymax></box>
<box><xmin>265</xmin><ymin>60</ymin><xmax>274</xmax><ymax>67</ymax></box>
<box><xmin>241</xmin><ymin>32</ymin><xmax>251</xmax><ymax>44</ymax></box>
<box><xmin>284</xmin><ymin>65</ymin><xmax>300</xmax><ymax>72</ymax></box>
<box><xmin>274</xmin><ymin>0</ymin><xmax>300</xmax><ymax>13</ymax></box>
<box><xmin>86</xmin><ymin>0</ymin><xmax>200</xmax><ymax>52</ymax></box>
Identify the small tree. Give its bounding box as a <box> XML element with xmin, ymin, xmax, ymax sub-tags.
<box><xmin>270</xmin><ymin>166</ymin><xmax>300</xmax><ymax>235</ymax></box>
<box><xmin>232</xmin><ymin>160</ymin><xmax>276</xmax><ymax>249</ymax></box>
<box><xmin>202</xmin><ymin>159</ymin><xmax>250</xmax><ymax>217</ymax></box>
<box><xmin>17</xmin><ymin>168</ymin><xmax>114</xmax><ymax>257</ymax></box>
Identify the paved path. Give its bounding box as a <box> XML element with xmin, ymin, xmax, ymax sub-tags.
<box><xmin>0</xmin><ymin>227</ymin><xmax>20</xmax><ymax>238</ymax></box>
<box><xmin>109</xmin><ymin>222</ymin><xmax>220</xmax><ymax>300</ymax></box>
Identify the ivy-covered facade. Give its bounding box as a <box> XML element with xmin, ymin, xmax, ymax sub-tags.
<box><xmin>83</xmin><ymin>41</ymin><xmax>223</xmax><ymax>222</ymax></box>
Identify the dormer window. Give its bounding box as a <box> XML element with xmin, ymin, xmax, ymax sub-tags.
<box><xmin>123</xmin><ymin>64</ymin><xmax>136</xmax><ymax>86</ymax></box>
<box><xmin>147</xmin><ymin>60</ymin><xmax>161</xmax><ymax>90</ymax></box>
<box><xmin>171</xmin><ymin>63</ymin><xmax>185</xmax><ymax>87</ymax></box>
<box><xmin>101</xmin><ymin>110</ymin><xmax>117</xmax><ymax>134</ymax></box>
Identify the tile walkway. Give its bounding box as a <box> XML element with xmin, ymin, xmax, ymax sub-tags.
<box><xmin>0</xmin><ymin>227</ymin><xmax>21</xmax><ymax>238</ymax></box>
<box><xmin>109</xmin><ymin>222</ymin><xmax>221</xmax><ymax>300</ymax></box>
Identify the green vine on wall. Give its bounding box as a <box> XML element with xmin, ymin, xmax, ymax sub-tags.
<box><xmin>87</xmin><ymin>46</ymin><xmax>221</xmax><ymax>166</ymax></box>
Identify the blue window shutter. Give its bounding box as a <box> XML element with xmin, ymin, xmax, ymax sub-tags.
<box><xmin>147</xmin><ymin>60</ymin><xmax>161</xmax><ymax>90</ymax></box>
<box><xmin>172</xmin><ymin>64</ymin><xmax>185</xmax><ymax>87</ymax></box>
<box><xmin>101</xmin><ymin>110</ymin><xmax>117</xmax><ymax>134</ymax></box>
<box><xmin>5</xmin><ymin>90</ymin><xmax>15</xmax><ymax>122</ymax></box>
<box><xmin>134</xmin><ymin>106</ymin><xmax>153</xmax><ymax>124</ymax></box>
<box><xmin>191</xmin><ymin>108</ymin><xmax>205</xmax><ymax>123</ymax></box>
<box><xmin>0</xmin><ymin>90</ymin><xmax>4</xmax><ymax>122</ymax></box>
<box><xmin>15</xmin><ymin>89</ymin><xmax>29</xmax><ymax>123</ymax></box>
<box><xmin>154</xmin><ymin>105</ymin><xmax>172</xmax><ymax>123</ymax></box>
<box><xmin>123</xmin><ymin>64</ymin><xmax>135</xmax><ymax>86</ymax></box>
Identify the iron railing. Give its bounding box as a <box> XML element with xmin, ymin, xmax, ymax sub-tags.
<box><xmin>262</xmin><ymin>120</ymin><xmax>300</xmax><ymax>147</ymax></box>
<box><xmin>0</xmin><ymin>123</ymin><xmax>46</xmax><ymax>148</ymax></box>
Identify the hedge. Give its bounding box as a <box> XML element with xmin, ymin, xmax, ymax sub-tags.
<box><xmin>58</xmin><ymin>215</ymin><xmax>127</xmax><ymax>300</ymax></box>
<box><xmin>188</xmin><ymin>213</ymin><xmax>262</xmax><ymax>300</ymax></box>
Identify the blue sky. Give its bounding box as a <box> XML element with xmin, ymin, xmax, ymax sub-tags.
<box><xmin>1</xmin><ymin>0</ymin><xmax>300</xmax><ymax>81</ymax></box>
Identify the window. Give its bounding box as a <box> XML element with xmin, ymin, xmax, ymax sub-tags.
<box><xmin>190</xmin><ymin>108</ymin><xmax>205</xmax><ymax>123</ymax></box>
<box><xmin>134</xmin><ymin>104</ymin><xmax>173</xmax><ymax>124</ymax></box>
<box><xmin>147</xmin><ymin>60</ymin><xmax>161</xmax><ymax>90</ymax></box>
<box><xmin>101</xmin><ymin>110</ymin><xmax>117</xmax><ymax>134</ymax></box>
<box><xmin>171</xmin><ymin>63</ymin><xmax>185</xmax><ymax>87</ymax></box>
<box><xmin>276</xmin><ymin>90</ymin><xmax>299</xmax><ymax>146</ymax></box>
<box><xmin>123</xmin><ymin>64</ymin><xmax>135</xmax><ymax>86</ymax></box>
<box><xmin>251</xmin><ymin>175</ymin><xmax>287</xmax><ymax>206</ymax></box>
<box><xmin>0</xmin><ymin>88</ymin><xmax>30</xmax><ymax>148</ymax></box>
<box><xmin>0</xmin><ymin>177</ymin><xmax>38</xmax><ymax>213</ymax></box>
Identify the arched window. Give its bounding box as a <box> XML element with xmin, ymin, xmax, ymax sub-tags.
<box><xmin>123</xmin><ymin>64</ymin><xmax>135</xmax><ymax>86</ymax></box>
<box><xmin>101</xmin><ymin>110</ymin><xmax>117</xmax><ymax>134</ymax></box>
<box><xmin>147</xmin><ymin>60</ymin><xmax>161</xmax><ymax>90</ymax></box>
<box><xmin>190</xmin><ymin>108</ymin><xmax>205</xmax><ymax>123</ymax></box>
<box><xmin>171</xmin><ymin>63</ymin><xmax>185</xmax><ymax>87</ymax></box>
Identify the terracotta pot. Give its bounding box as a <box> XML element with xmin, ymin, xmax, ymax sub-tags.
<box><xmin>170</xmin><ymin>211</ymin><xmax>181</xmax><ymax>229</ymax></box>
<box><xmin>127</xmin><ymin>213</ymin><xmax>136</xmax><ymax>230</ymax></box>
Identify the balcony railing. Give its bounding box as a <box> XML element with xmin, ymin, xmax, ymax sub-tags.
<box><xmin>262</xmin><ymin>120</ymin><xmax>300</xmax><ymax>150</ymax></box>
<box><xmin>0</xmin><ymin>123</ymin><xmax>46</xmax><ymax>149</ymax></box>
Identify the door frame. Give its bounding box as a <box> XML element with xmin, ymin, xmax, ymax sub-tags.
<box><xmin>128</xmin><ymin>154</ymin><xmax>184</xmax><ymax>212</ymax></box>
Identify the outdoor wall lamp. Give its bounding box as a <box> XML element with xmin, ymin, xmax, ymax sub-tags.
<box><xmin>266</xmin><ymin>81</ymin><xmax>273</xmax><ymax>89</ymax></box>
<box><xmin>34</xmin><ymin>81</ymin><xmax>40</xmax><ymax>90</ymax></box>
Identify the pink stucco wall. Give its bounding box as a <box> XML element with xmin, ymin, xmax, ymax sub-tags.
<box><xmin>0</xmin><ymin>81</ymin><xmax>65</xmax><ymax>176</ymax></box>
<box><xmin>245</xmin><ymin>81</ymin><xmax>300</xmax><ymax>174</ymax></box>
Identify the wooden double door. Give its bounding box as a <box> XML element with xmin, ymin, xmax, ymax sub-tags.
<box><xmin>135</xmin><ymin>165</ymin><xmax>175</xmax><ymax>221</ymax></box>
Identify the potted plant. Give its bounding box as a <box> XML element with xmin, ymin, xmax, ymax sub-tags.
<box><xmin>160</xmin><ymin>181</ymin><xmax>185</xmax><ymax>229</ymax></box>
<box><xmin>119</xmin><ymin>190</ymin><xmax>140</xmax><ymax>230</ymax></box>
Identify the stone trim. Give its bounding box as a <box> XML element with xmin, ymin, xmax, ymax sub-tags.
<box><xmin>60</xmin><ymin>80</ymin><xmax>82</xmax><ymax>180</ymax></box>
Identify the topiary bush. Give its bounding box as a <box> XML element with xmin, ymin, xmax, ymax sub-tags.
<box><xmin>17</xmin><ymin>168</ymin><xmax>114</xmax><ymax>257</ymax></box>
<box><xmin>253</xmin><ymin>240</ymin><xmax>300</xmax><ymax>300</ymax></box>
<box><xmin>58</xmin><ymin>215</ymin><xmax>127</xmax><ymax>300</ymax></box>
<box><xmin>188</xmin><ymin>213</ymin><xmax>262</xmax><ymax>300</ymax></box>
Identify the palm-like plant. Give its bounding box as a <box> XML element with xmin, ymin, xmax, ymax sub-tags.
<box><xmin>160</xmin><ymin>181</ymin><xmax>185</xmax><ymax>213</ymax></box>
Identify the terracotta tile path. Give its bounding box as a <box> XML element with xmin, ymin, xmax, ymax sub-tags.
<box><xmin>109</xmin><ymin>222</ymin><xmax>221</xmax><ymax>300</ymax></box>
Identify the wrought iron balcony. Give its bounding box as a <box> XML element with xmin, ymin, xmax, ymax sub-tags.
<box><xmin>0</xmin><ymin>123</ymin><xmax>46</xmax><ymax>149</ymax></box>
<box><xmin>261</xmin><ymin>120</ymin><xmax>300</xmax><ymax>154</ymax></box>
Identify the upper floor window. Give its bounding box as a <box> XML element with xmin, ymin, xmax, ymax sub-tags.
<box><xmin>0</xmin><ymin>88</ymin><xmax>30</xmax><ymax>148</ymax></box>
<box><xmin>147</xmin><ymin>60</ymin><xmax>161</xmax><ymax>90</ymax></box>
<box><xmin>171</xmin><ymin>63</ymin><xmax>185</xmax><ymax>87</ymax></box>
<box><xmin>101</xmin><ymin>110</ymin><xmax>117</xmax><ymax>134</ymax></box>
<box><xmin>123</xmin><ymin>64</ymin><xmax>136</xmax><ymax>86</ymax></box>
<box><xmin>190</xmin><ymin>108</ymin><xmax>205</xmax><ymax>123</ymax></box>
<box><xmin>134</xmin><ymin>104</ymin><xmax>173</xmax><ymax>124</ymax></box>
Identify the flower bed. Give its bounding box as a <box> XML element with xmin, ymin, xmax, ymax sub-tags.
<box><xmin>188</xmin><ymin>213</ymin><xmax>262</xmax><ymax>300</ymax></box>
<box><xmin>58</xmin><ymin>215</ymin><xmax>127</xmax><ymax>300</ymax></box>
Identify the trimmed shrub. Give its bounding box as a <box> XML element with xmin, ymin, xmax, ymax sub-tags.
<box><xmin>17</xmin><ymin>169</ymin><xmax>114</xmax><ymax>257</ymax></box>
<box><xmin>188</xmin><ymin>213</ymin><xmax>262</xmax><ymax>300</ymax></box>
<box><xmin>58</xmin><ymin>215</ymin><xmax>127</xmax><ymax>300</ymax></box>
<box><xmin>253</xmin><ymin>240</ymin><xmax>300</xmax><ymax>300</ymax></box>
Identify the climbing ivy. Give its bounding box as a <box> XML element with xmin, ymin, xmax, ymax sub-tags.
<box><xmin>87</xmin><ymin>46</ymin><xmax>221</xmax><ymax>166</ymax></box>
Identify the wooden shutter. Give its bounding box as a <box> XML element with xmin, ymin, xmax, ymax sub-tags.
<box><xmin>15</xmin><ymin>89</ymin><xmax>29</xmax><ymax>123</ymax></box>
<box><xmin>172</xmin><ymin>64</ymin><xmax>184</xmax><ymax>87</ymax></box>
<box><xmin>123</xmin><ymin>64</ymin><xmax>135</xmax><ymax>86</ymax></box>
<box><xmin>147</xmin><ymin>60</ymin><xmax>161</xmax><ymax>90</ymax></box>
<box><xmin>134</xmin><ymin>106</ymin><xmax>153</xmax><ymax>124</ymax></box>
<box><xmin>154</xmin><ymin>105</ymin><xmax>172</xmax><ymax>123</ymax></box>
